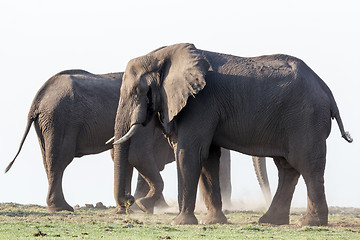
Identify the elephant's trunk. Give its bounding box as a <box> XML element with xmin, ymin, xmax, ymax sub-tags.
<box><xmin>113</xmin><ymin>138</ymin><xmax>135</xmax><ymax>211</ymax></box>
<box><xmin>112</xmin><ymin>90</ymin><xmax>149</xmax><ymax>211</ymax></box>
<box><xmin>113</xmin><ymin>98</ymin><xmax>140</xmax><ymax>211</ymax></box>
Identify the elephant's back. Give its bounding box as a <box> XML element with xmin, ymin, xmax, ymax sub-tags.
<box><xmin>70</xmin><ymin>71</ymin><xmax>122</xmax><ymax>106</ymax></box>
<box><xmin>35</xmin><ymin>70</ymin><xmax>122</xmax><ymax>112</ymax></box>
<box><xmin>203</xmin><ymin>50</ymin><xmax>301</xmax><ymax>79</ymax></box>
<box><xmin>201</xmin><ymin>53</ymin><xmax>333</xmax><ymax>156</ymax></box>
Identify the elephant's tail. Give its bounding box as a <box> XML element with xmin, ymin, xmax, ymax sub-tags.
<box><xmin>315</xmin><ymin>70</ymin><xmax>353</xmax><ymax>143</ymax></box>
<box><xmin>252</xmin><ymin>156</ymin><xmax>271</xmax><ymax>206</ymax></box>
<box><xmin>334</xmin><ymin>111</ymin><xmax>353</xmax><ymax>143</ymax></box>
<box><xmin>5</xmin><ymin>113</ymin><xmax>36</xmax><ymax>173</ymax></box>
<box><xmin>328</xmin><ymin>91</ymin><xmax>353</xmax><ymax>143</ymax></box>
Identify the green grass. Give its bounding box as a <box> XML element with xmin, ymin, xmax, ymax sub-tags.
<box><xmin>0</xmin><ymin>203</ymin><xmax>359</xmax><ymax>239</ymax></box>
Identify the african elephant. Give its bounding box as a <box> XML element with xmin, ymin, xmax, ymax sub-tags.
<box><xmin>113</xmin><ymin>43</ymin><xmax>352</xmax><ymax>226</ymax></box>
<box><xmin>6</xmin><ymin>70</ymin><xmax>124</xmax><ymax>212</ymax></box>
<box><xmin>6</xmin><ymin>69</ymin><xmax>269</xmax><ymax>213</ymax></box>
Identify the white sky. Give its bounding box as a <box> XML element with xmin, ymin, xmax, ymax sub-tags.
<box><xmin>0</xmin><ymin>0</ymin><xmax>359</xmax><ymax>209</ymax></box>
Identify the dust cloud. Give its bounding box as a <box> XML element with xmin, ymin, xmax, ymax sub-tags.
<box><xmin>153</xmin><ymin>198</ymin><xmax>270</xmax><ymax>215</ymax></box>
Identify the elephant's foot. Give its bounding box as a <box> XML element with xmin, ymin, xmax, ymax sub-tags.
<box><xmin>200</xmin><ymin>211</ymin><xmax>227</xmax><ymax>224</ymax></box>
<box><xmin>259</xmin><ymin>212</ymin><xmax>289</xmax><ymax>225</ymax></box>
<box><xmin>136</xmin><ymin>197</ymin><xmax>155</xmax><ymax>214</ymax></box>
<box><xmin>297</xmin><ymin>213</ymin><xmax>328</xmax><ymax>226</ymax></box>
<box><xmin>114</xmin><ymin>194</ymin><xmax>136</xmax><ymax>214</ymax></box>
<box><xmin>171</xmin><ymin>212</ymin><xmax>198</xmax><ymax>225</ymax></box>
<box><xmin>47</xmin><ymin>202</ymin><xmax>74</xmax><ymax>212</ymax></box>
<box><xmin>114</xmin><ymin>206</ymin><xmax>134</xmax><ymax>214</ymax></box>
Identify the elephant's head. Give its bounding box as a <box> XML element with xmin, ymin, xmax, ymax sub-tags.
<box><xmin>114</xmin><ymin>43</ymin><xmax>210</xmax><ymax>144</ymax></box>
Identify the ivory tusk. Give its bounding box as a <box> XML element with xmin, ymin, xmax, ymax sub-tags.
<box><xmin>105</xmin><ymin>136</ymin><xmax>115</xmax><ymax>145</ymax></box>
<box><xmin>113</xmin><ymin>124</ymin><xmax>141</xmax><ymax>145</ymax></box>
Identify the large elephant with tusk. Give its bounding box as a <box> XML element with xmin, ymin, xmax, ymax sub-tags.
<box><xmin>112</xmin><ymin>43</ymin><xmax>352</xmax><ymax>226</ymax></box>
<box><xmin>7</xmin><ymin>69</ymin><xmax>271</xmax><ymax>213</ymax></box>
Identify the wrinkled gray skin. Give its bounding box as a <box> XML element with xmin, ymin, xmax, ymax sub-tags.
<box><xmin>6</xmin><ymin>70</ymin><xmax>124</xmax><ymax>212</ymax></box>
<box><xmin>113</xmin><ymin>43</ymin><xmax>352</xmax><ymax>226</ymax></box>
<box><xmin>6</xmin><ymin>69</ymin><xmax>270</xmax><ymax>213</ymax></box>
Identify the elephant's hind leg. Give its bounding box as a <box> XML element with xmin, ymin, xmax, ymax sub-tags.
<box><xmin>44</xmin><ymin>135</ymin><xmax>76</xmax><ymax>212</ymax></box>
<box><xmin>199</xmin><ymin>145</ymin><xmax>227</xmax><ymax>224</ymax></box>
<box><xmin>297</xmin><ymin>158</ymin><xmax>328</xmax><ymax>225</ymax></box>
<box><xmin>46</xmin><ymin>169</ymin><xmax>74</xmax><ymax>212</ymax></box>
<box><xmin>259</xmin><ymin>157</ymin><xmax>300</xmax><ymax>225</ymax></box>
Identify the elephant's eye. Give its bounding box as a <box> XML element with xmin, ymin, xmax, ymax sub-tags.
<box><xmin>147</xmin><ymin>87</ymin><xmax>153</xmax><ymax>107</ymax></box>
<box><xmin>158</xmin><ymin>69</ymin><xmax>164</xmax><ymax>81</ymax></box>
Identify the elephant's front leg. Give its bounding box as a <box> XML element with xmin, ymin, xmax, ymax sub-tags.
<box><xmin>133</xmin><ymin>160</ymin><xmax>164</xmax><ymax>214</ymax></box>
<box><xmin>199</xmin><ymin>145</ymin><xmax>227</xmax><ymax>224</ymax></box>
<box><xmin>133</xmin><ymin>173</ymin><xmax>149</xmax><ymax>200</ymax></box>
<box><xmin>171</xmin><ymin>144</ymin><xmax>201</xmax><ymax>225</ymax></box>
<box><xmin>133</xmin><ymin>174</ymin><xmax>169</xmax><ymax>210</ymax></box>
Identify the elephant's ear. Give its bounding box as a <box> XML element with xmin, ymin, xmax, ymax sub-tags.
<box><xmin>155</xmin><ymin>43</ymin><xmax>209</xmax><ymax>123</ymax></box>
